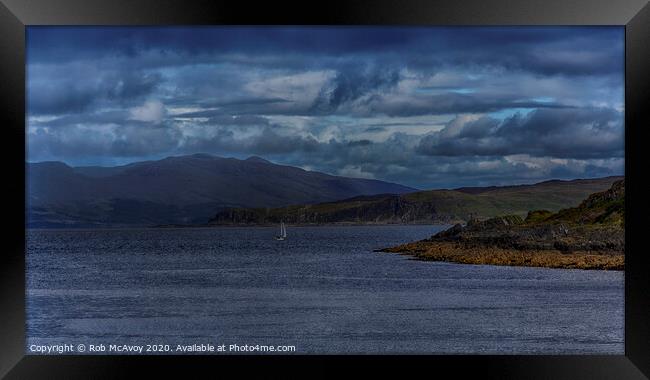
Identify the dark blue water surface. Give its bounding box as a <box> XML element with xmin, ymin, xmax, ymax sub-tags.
<box><xmin>26</xmin><ymin>226</ymin><xmax>623</xmax><ymax>354</ymax></box>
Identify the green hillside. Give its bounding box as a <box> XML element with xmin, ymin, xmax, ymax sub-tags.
<box><xmin>208</xmin><ymin>176</ymin><xmax>623</xmax><ymax>225</ymax></box>
<box><xmin>531</xmin><ymin>178</ymin><xmax>625</xmax><ymax>227</ymax></box>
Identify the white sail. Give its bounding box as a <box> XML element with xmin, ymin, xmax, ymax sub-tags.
<box><xmin>276</xmin><ymin>221</ymin><xmax>287</xmax><ymax>240</ymax></box>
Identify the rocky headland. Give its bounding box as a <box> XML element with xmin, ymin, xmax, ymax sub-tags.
<box><xmin>379</xmin><ymin>179</ymin><xmax>625</xmax><ymax>270</ymax></box>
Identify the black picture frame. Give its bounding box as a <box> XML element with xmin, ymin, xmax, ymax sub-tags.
<box><xmin>1</xmin><ymin>0</ymin><xmax>649</xmax><ymax>378</ymax></box>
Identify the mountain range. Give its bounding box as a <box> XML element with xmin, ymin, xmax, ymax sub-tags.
<box><xmin>27</xmin><ymin>154</ymin><xmax>415</xmax><ymax>228</ymax></box>
<box><xmin>209</xmin><ymin>176</ymin><xmax>623</xmax><ymax>225</ymax></box>
<box><xmin>27</xmin><ymin>153</ymin><xmax>623</xmax><ymax>228</ymax></box>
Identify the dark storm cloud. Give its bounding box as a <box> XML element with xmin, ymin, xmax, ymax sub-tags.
<box><xmin>347</xmin><ymin>140</ymin><xmax>373</xmax><ymax>147</ymax></box>
<box><xmin>27</xmin><ymin>26</ymin><xmax>623</xmax><ymax>76</ymax></box>
<box><xmin>28</xmin><ymin>67</ymin><xmax>162</xmax><ymax>115</ymax></box>
<box><xmin>416</xmin><ymin>108</ymin><xmax>623</xmax><ymax>159</ymax></box>
<box><xmin>180</xmin><ymin>126</ymin><xmax>321</xmax><ymax>156</ymax></box>
<box><xmin>106</xmin><ymin>71</ymin><xmax>162</xmax><ymax>100</ymax></box>
<box><xmin>27</xmin><ymin>26</ymin><xmax>624</xmax><ymax>118</ymax></box>
<box><xmin>311</xmin><ymin>66</ymin><xmax>401</xmax><ymax>113</ymax></box>
<box><xmin>207</xmin><ymin>98</ymin><xmax>292</xmax><ymax>107</ymax></box>
<box><xmin>27</xmin><ymin>27</ymin><xmax>416</xmax><ymax>63</ymax></box>
<box><xmin>397</xmin><ymin>27</ymin><xmax>624</xmax><ymax>77</ymax></box>
<box><xmin>27</xmin><ymin>85</ymin><xmax>96</xmax><ymax>115</ymax></box>
<box><xmin>361</xmin><ymin>93</ymin><xmax>574</xmax><ymax>118</ymax></box>
<box><xmin>204</xmin><ymin>115</ymin><xmax>271</xmax><ymax>126</ymax></box>
<box><xmin>26</xmin><ymin>26</ymin><xmax>625</xmax><ymax>189</ymax></box>
<box><xmin>28</xmin><ymin>120</ymin><xmax>182</xmax><ymax>159</ymax></box>
<box><xmin>29</xmin><ymin>111</ymin><xmax>130</xmax><ymax>127</ymax></box>
<box><xmin>364</xmin><ymin>126</ymin><xmax>387</xmax><ymax>132</ymax></box>
<box><xmin>176</xmin><ymin>98</ymin><xmax>293</xmax><ymax>116</ymax></box>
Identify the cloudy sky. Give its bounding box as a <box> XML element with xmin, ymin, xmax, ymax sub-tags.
<box><xmin>26</xmin><ymin>26</ymin><xmax>624</xmax><ymax>189</ymax></box>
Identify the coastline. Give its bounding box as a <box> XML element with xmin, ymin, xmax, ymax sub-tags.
<box><xmin>378</xmin><ymin>241</ymin><xmax>624</xmax><ymax>271</ymax></box>
<box><xmin>379</xmin><ymin>179</ymin><xmax>625</xmax><ymax>271</ymax></box>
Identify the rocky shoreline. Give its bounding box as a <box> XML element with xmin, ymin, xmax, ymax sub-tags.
<box><xmin>379</xmin><ymin>180</ymin><xmax>625</xmax><ymax>271</ymax></box>
<box><xmin>379</xmin><ymin>241</ymin><xmax>623</xmax><ymax>270</ymax></box>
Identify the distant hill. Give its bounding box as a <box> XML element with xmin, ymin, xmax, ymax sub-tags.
<box><xmin>27</xmin><ymin>154</ymin><xmax>415</xmax><ymax>228</ymax></box>
<box><xmin>208</xmin><ymin>176</ymin><xmax>623</xmax><ymax>225</ymax></box>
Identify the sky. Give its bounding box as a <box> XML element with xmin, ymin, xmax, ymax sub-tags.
<box><xmin>26</xmin><ymin>26</ymin><xmax>624</xmax><ymax>189</ymax></box>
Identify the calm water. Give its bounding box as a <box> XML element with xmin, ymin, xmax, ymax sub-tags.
<box><xmin>26</xmin><ymin>226</ymin><xmax>624</xmax><ymax>354</ymax></box>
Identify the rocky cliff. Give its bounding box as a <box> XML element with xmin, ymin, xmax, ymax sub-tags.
<box><xmin>380</xmin><ymin>179</ymin><xmax>625</xmax><ymax>270</ymax></box>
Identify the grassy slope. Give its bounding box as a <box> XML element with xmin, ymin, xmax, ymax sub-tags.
<box><xmin>468</xmin><ymin>177</ymin><xmax>624</xmax><ymax>217</ymax></box>
<box><xmin>543</xmin><ymin>179</ymin><xmax>625</xmax><ymax>227</ymax></box>
<box><xmin>209</xmin><ymin>176</ymin><xmax>623</xmax><ymax>225</ymax></box>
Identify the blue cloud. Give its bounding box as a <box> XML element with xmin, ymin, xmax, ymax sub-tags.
<box><xmin>26</xmin><ymin>26</ymin><xmax>625</xmax><ymax>189</ymax></box>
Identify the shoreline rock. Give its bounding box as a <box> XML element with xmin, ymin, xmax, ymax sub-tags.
<box><xmin>379</xmin><ymin>179</ymin><xmax>625</xmax><ymax>271</ymax></box>
<box><xmin>379</xmin><ymin>241</ymin><xmax>623</xmax><ymax>270</ymax></box>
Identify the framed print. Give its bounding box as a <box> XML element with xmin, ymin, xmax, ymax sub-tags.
<box><xmin>1</xmin><ymin>0</ymin><xmax>649</xmax><ymax>378</ymax></box>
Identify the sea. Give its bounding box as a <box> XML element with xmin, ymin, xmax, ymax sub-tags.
<box><xmin>26</xmin><ymin>225</ymin><xmax>624</xmax><ymax>354</ymax></box>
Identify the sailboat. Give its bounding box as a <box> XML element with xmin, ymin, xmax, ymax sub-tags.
<box><xmin>275</xmin><ymin>221</ymin><xmax>287</xmax><ymax>241</ymax></box>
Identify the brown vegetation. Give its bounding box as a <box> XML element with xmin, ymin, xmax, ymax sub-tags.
<box><xmin>381</xmin><ymin>241</ymin><xmax>623</xmax><ymax>270</ymax></box>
